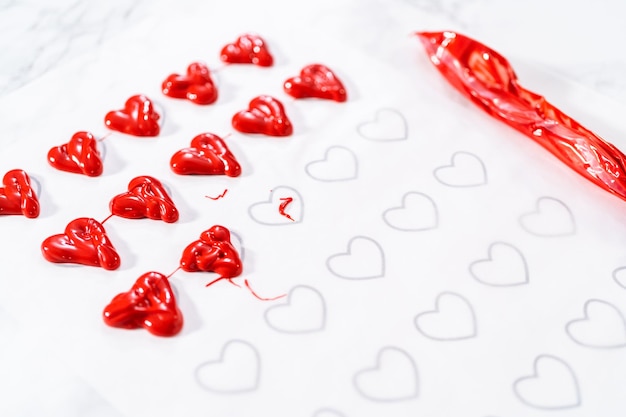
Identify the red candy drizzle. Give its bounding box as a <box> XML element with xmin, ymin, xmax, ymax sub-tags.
<box><xmin>104</xmin><ymin>94</ymin><xmax>160</xmax><ymax>137</ymax></box>
<box><xmin>162</xmin><ymin>62</ymin><xmax>218</xmax><ymax>105</ymax></box>
<box><xmin>0</xmin><ymin>169</ymin><xmax>40</xmax><ymax>218</ymax></box>
<box><xmin>103</xmin><ymin>271</ymin><xmax>183</xmax><ymax>337</ymax></box>
<box><xmin>232</xmin><ymin>95</ymin><xmax>292</xmax><ymax>136</ymax></box>
<box><xmin>180</xmin><ymin>225</ymin><xmax>242</xmax><ymax>280</ymax></box>
<box><xmin>220</xmin><ymin>34</ymin><xmax>273</xmax><ymax>67</ymax></box>
<box><xmin>170</xmin><ymin>133</ymin><xmax>241</xmax><ymax>176</ymax></box>
<box><xmin>110</xmin><ymin>176</ymin><xmax>179</xmax><ymax>223</ymax></box>
<box><xmin>284</xmin><ymin>64</ymin><xmax>347</xmax><ymax>102</ymax></box>
<box><xmin>278</xmin><ymin>197</ymin><xmax>295</xmax><ymax>221</ymax></box>
<box><xmin>47</xmin><ymin>131</ymin><xmax>103</xmax><ymax>177</ymax></box>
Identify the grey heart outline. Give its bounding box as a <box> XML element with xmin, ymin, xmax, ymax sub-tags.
<box><xmin>356</xmin><ymin>108</ymin><xmax>408</xmax><ymax>142</ymax></box>
<box><xmin>382</xmin><ymin>191</ymin><xmax>438</xmax><ymax>231</ymax></box>
<box><xmin>414</xmin><ymin>291</ymin><xmax>477</xmax><ymax>341</ymax></box>
<box><xmin>518</xmin><ymin>196</ymin><xmax>576</xmax><ymax>237</ymax></box>
<box><xmin>264</xmin><ymin>285</ymin><xmax>326</xmax><ymax>334</ymax></box>
<box><xmin>612</xmin><ymin>266</ymin><xmax>626</xmax><ymax>289</ymax></box>
<box><xmin>433</xmin><ymin>151</ymin><xmax>487</xmax><ymax>187</ymax></box>
<box><xmin>248</xmin><ymin>185</ymin><xmax>303</xmax><ymax>225</ymax></box>
<box><xmin>469</xmin><ymin>241</ymin><xmax>529</xmax><ymax>287</ymax></box>
<box><xmin>565</xmin><ymin>299</ymin><xmax>626</xmax><ymax>349</ymax></box>
<box><xmin>304</xmin><ymin>146</ymin><xmax>358</xmax><ymax>182</ymax></box>
<box><xmin>326</xmin><ymin>236</ymin><xmax>385</xmax><ymax>280</ymax></box>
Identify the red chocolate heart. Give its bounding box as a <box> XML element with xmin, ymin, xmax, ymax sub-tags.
<box><xmin>103</xmin><ymin>271</ymin><xmax>183</xmax><ymax>337</ymax></box>
<box><xmin>41</xmin><ymin>217</ymin><xmax>120</xmax><ymax>270</ymax></box>
<box><xmin>284</xmin><ymin>64</ymin><xmax>347</xmax><ymax>102</ymax></box>
<box><xmin>162</xmin><ymin>62</ymin><xmax>218</xmax><ymax>105</ymax></box>
<box><xmin>104</xmin><ymin>94</ymin><xmax>160</xmax><ymax>137</ymax></box>
<box><xmin>110</xmin><ymin>176</ymin><xmax>179</xmax><ymax>223</ymax></box>
<box><xmin>220</xmin><ymin>34</ymin><xmax>273</xmax><ymax>67</ymax></box>
<box><xmin>47</xmin><ymin>131</ymin><xmax>103</xmax><ymax>176</ymax></box>
<box><xmin>180</xmin><ymin>225</ymin><xmax>242</xmax><ymax>278</ymax></box>
<box><xmin>0</xmin><ymin>169</ymin><xmax>40</xmax><ymax>218</ymax></box>
<box><xmin>170</xmin><ymin>133</ymin><xmax>241</xmax><ymax>177</ymax></box>
<box><xmin>232</xmin><ymin>95</ymin><xmax>292</xmax><ymax>137</ymax></box>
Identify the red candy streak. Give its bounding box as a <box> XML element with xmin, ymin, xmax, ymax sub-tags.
<box><xmin>232</xmin><ymin>95</ymin><xmax>292</xmax><ymax>137</ymax></box>
<box><xmin>220</xmin><ymin>34</ymin><xmax>273</xmax><ymax>67</ymax></box>
<box><xmin>103</xmin><ymin>271</ymin><xmax>183</xmax><ymax>337</ymax></box>
<box><xmin>0</xmin><ymin>169</ymin><xmax>39</xmax><ymax>218</ymax></box>
<box><xmin>180</xmin><ymin>225</ymin><xmax>242</xmax><ymax>279</ymax></box>
<box><xmin>47</xmin><ymin>131</ymin><xmax>103</xmax><ymax>177</ymax></box>
<box><xmin>170</xmin><ymin>133</ymin><xmax>241</xmax><ymax>176</ymax></box>
<box><xmin>284</xmin><ymin>64</ymin><xmax>347</xmax><ymax>102</ymax></box>
<box><xmin>418</xmin><ymin>31</ymin><xmax>626</xmax><ymax>202</ymax></box>
<box><xmin>162</xmin><ymin>62</ymin><xmax>218</xmax><ymax>105</ymax></box>
<box><xmin>104</xmin><ymin>94</ymin><xmax>160</xmax><ymax>137</ymax></box>
<box><xmin>110</xmin><ymin>176</ymin><xmax>179</xmax><ymax>223</ymax></box>
<box><xmin>278</xmin><ymin>197</ymin><xmax>295</xmax><ymax>221</ymax></box>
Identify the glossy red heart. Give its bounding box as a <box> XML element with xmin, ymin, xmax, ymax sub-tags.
<box><xmin>170</xmin><ymin>133</ymin><xmax>241</xmax><ymax>177</ymax></box>
<box><xmin>284</xmin><ymin>64</ymin><xmax>347</xmax><ymax>102</ymax></box>
<box><xmin>41</xmin><ymin>217</ymin><xmax>120</xmax><ymax>270</ymax></box>
<box><xmin>103</xmin><ymin>271</ymin><xmax>183</xmax><ymax>337</ymax></box>
<box><xmin>180</xmin><ymin>225</ymin><xmax>242</xmax><ymax>278</ymax></box>
<box><xmin>47</xmin><ymin>131</ymin><xmax>103</xmax><ymax>176</ymax></box>
<box><xmin>104</xmin><ymin>94</ymin><xmax>160</xmax><ymax>137</ymax></box>
<box><xmin>0</xmin><ymin>169</ymin><xmax>40</xmax><ymax>218</ymax></box>
<box><xmin>220</xmin><ymin>34</ymin><xmax>273</xmax><ymax>67</ymax></box>
<box><xmin>110</xmin><ymin>176</ymin><xmax>179</xmax><ymax>223</ymax></box>
<box><xmin>162</xmin><ymin>62</ymin><xmax>218</xmax><ymax>105</ymax></box>
<box><xmin>232</xmin><ymin>95</ymin><xmax>292</xmax><ymax>136</ymax></box>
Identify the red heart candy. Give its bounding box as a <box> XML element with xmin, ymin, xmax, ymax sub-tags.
<box><xmin>110</xmin><ymin>176</ymin><xmax>179</xmax><ymax>223</ymax></box>
<box><xmin>284</xmin><ymin>64</ymin><xmax>347</xmax><ymax>102</ymax></box>
<box><xmin>47</xmin><ymin>131</ymin><xmax>103</xmax><ymax>176</ymax></box>
<box><xmin>180</xmin><ymin>225</ymin><xmax>242</xmax><ymax>278</ymax></box>
<box><xmin>104</xmin><ymin>94</ymin><xmax>160</xmax><ymax>137</ymax></box>
<box><xmin>162</xmin><ymin>62</ymin><xmax>218</xmax><ymax>105</ymax></box>
<box><xmin>0</xmin><ymin>169</ymin><xmax>40</xmax><ymax>218</ymax></box>
<box><xmin>103</xmin><ymin>271</ymin><xmax>183</xmax><ymax>337</ymax></box>
<box><xmin>220</xmin><ymin>34</ymin><xmax>273</xmax><ymax>67</ymax></box>
<box><xmin>232</xmin><ymin>95</ymin><xmax>292</xmax><ymax>137</ymax></box>
<box><xmin>41</xmin><ymin>217</ymin><xmax>120</xmax><ymax>270</ymax></box>
<box><xmin>170</xmin><ymin>133</ymin><xmax>241</xmax><ymax>177</ymax></box>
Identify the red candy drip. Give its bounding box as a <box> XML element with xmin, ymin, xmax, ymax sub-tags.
<box><xmin>278</xmin><ymin>197</ymin><xmax>295</xmax><ymax>221</ymax></box>
<box><xmin>0</xmin><ymin>169</ymin><xmax>40</xmax><ymax>218</ymax></box>
<box><xmin>110</xmin><ymin>176</ymin><xmax>179</xmax><ymax>223</ymax></box>
<box><xmin>41</xmin><ymin>217</ymin><xmax>120</xmax><ymax>270</ymax></box>
<box><xmin>418</xmin><ymin>31</ymin><xmax>626</xmax><ymax>202</ymax></box>
<box><xmin>162</xmin><ymin>62</ymin><xmax>218</xmax><ymax>105</ymax></box>
<box><xmin>103</xmin><ymin>271</ymin><xmax>183</xmax><ymax>337</ymax></box>
<box><xmin>47</xmin><ymin>131</ymin><xmax>103</xmax><ymax>177</ymax></box>
<box><xmin>232</xmin><ymin>95</ymin><xmax>292</xmax><ymax>136</ymax></box>
<box><xmin>170</xmin><ymin>133</ymin><xmax>241</xmax><ymax>176</ymax></box>
<box><xmin>220</xmin><ymin>34</ymin><xmax>273</xmax><ymax>67</ymax></box>
<box><xmin>284</xmin><ymin>64</ymin><xmax>347</xmax><ymax>102</ymax></box>
<box><xmin>180</xmin><ymin>225</ymin><xmax>242</xmax><ymax>279</ymax></box>
<box><xmin>104</xmin><ymin>94</ymin><xmax>160</xmax><ymax>137</ymax></box>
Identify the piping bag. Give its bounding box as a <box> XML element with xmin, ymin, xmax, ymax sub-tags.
<box><xmin>417</xmin><ymin>31</ymin><xmax>626</xmax><ymax>202</ymax></box>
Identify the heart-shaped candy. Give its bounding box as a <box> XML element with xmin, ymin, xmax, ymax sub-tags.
<box><xmin>232</xmin><ymin>95</ymin><xmax>292</xmax><ymax>136</ymax></box>
<box><xmin>220</xmin><ymin>34</ymin><xmax>273</xmax><ymax>67</ymax></box>
<box><xmin>180</xmin><ymin>225</ymin><xmax>242</xmax><ymax>278</ymax></box>
<box><xmin>162</xmin><ymin>62</ymin><xmax>218</xmax><ymax>105</ymax></box>
<box><xmin>103</xmin><ymin>271</ymin><xmax>183</xmax><ymax>337</ymax></box>
<box><xmin>104</xmin><ymin>94</ymin><xmax>160</xmax><ymax>137</ymax></box>
<box><xmin>110</xmin><ymin>176</ymin><xmax>179</xmax><ymax>223</ymax></box>
<box><xmin>170</xmin><ymin>133</ymin><xmax>241</xmax><ymax>177</ymax></box>
<box><xmin>41</xmin><ymin>217</ymin><xmax>120</xmax><ymax>270</ymax></box>
<box><xmin>284</xmin><ymin>64</ymin><xmax>347</xmax><ymax>102</ymax></box>
<box><xmin>0</xmin><ymin>169</ymin><xmax>40</xmax><ymax>218</ymax></box>
<box><xmin>47</xmin><ymin>131</ymin><xmax>103</xmax><ymax>176</ymax></box>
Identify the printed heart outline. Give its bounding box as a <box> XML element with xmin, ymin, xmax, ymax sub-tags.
<box><xmin>170</xmin><ymin>133</ymin><xmax>241</xmax><ymax>177</ymax></box>
<box><xmin>41</xmin><ymin>217</ymin><xmax>120</xmax><ymax>270</ymax></box>
<box><xmin>220</xmin><ymin>34</ymin><xmax>273</xmax><ymax>67</ymax></box>
<box><xmin>326</xmin><ymin>236</ymin><xmax>385</xmax><ymax>280</ymax></box>
<box><xmin>469</xmin><ymin>241</ymin><xmax>529</xmax><ymax>287</ymax></box>
<box><xmin>565</xmin><ymin>299</ymin><xmax>626</xmax><ymax>349</ymax></box>
<box><xmin>519</xmin><ymin>197</ymin><xmax>576</xmax><ymax>237</ymax></box>
<box><xmin>109</xmin><ymin>175</ymin><xmax>179</xmax><ymax>223</ymax></box>
<box><xmin>161</xmin><ymin>62</ymin><xmax>218</xmax><ymax>105</ymax></box>
<box><xmin>612</xmin><ymin>266</ymin><xmax>626</xmax><ymax>289</ymax></box>
<box><xmin>232</xmin><ymin>95</ymin><xmax>292</xmax><ymax>137</ymax></box>
<box><xmin>0</xmin><ymin>169</ymin><xmax>40</xmax><ymax>218</ymax></box>
<box><xmin>47</xmin><ymin>131</ymin><xmax>103</xmax><ymax>177</ymax></box>
<box><xmin>513</xmin><ymin>354</ymin><xmax>581</xmax><ymax>410</ymax></box>
<box><xmin>284</xmin><ymin>64</ymin><xmax>347</xmax><ymax>102</ymax></box>
<box><xmin>433</xmin><ymin>151</ymin><xmax>487</xmax><ymax>187</ymax></box>
<box><xmin>382</xmin><ymin>191</ymin><xmax>438</xmax><ymax>231</ymax></box>
<box><xmin>194</xmin><ymin>339</ymin><xmax>261</xmax><ymax>394</ymax></box>
<box><xmin>104</xmin><ymin>94</ymin><xmax>161</xmax><ymax>137</ymax></box>
<box><xmin>356</xmin><ymin>108</ymin><xmax>408</xmax><ymax>141</ymax></box>
<box><xmin>304</xmin><ymin>146</ymin><xmax>358</xmax><ymax>182</ymax></box>
<box><xmin>414</xmin><ymin>292</ymin><xmax>477</xmax><ymax>341</ymax></box>
<box><xmin>179</xmin><ymin>225</ymin><xmax>243</xmax><ymax>279</ymax></box>
<box><xmin>248</xmin><ymin>186</ymin><xmax>303</xmax><ymax>225</ymax></box>
<box><xmin>102</xmin><ymin>271</ymin><xmax>183</xmax><ymax>337</ymax></box>
<box><xmin>264</xmin><ymin>285</ymin><xmax>326</xmax><ymax>334</ymax></box>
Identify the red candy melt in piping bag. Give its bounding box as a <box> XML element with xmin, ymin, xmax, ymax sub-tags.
<box><xmin>417</xmin><ymin>31</ymin><xmax>626</xmax><ymax>202</ymax></box>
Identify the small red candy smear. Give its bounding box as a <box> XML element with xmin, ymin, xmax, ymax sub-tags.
<box><xmin>0</xmin><ymin>169</ymin><xmax>40</xmax><ymax>218</ymax></box>
<box><xmin>284</xmin><ymin>64</ymin><xmax>347</xmax><ymax>102</ymax></box>
<box><xmin>220</xmin><ymin>34</ymin><xmax>273</xmax><ymax>67</ymax></box>
<box><xmin>278</xmin><ymin>197</ymin><xmax>295</xmax><ymax>221</ymax></box>
<box><xmin>232</xmin><ymin>95</ymin><xmax>292</xmax><ymax>136</ymax></box>
<box><xmin>110</xmin><ymin>176</ymin><xmax>179</xmax><ymax>223</ymax></box>
<box><xmin>103</xmin><ymin>271</ymin><xmax>183</xmax><ymax>337</ymax></box>
<box><xmin>170</xmin><ymin>133</ymin><xmax>241</xmax><ymax>176</ymax></box>
<box><xmin>47</xmin><ymin>131</ymin><xmax>103</xmax><ymax>177</ymax></box>
<box><xmin>417</xmin><ymin>31</ymin><xmax>626</xmax><ymax>202</ymax></box>
<box><xmin>180</xmin><ymin>225</ymin><xmax>242</xmax><ymax>279</ymax></box>
<box><xmin>41</xmin><ymin>217</ymin><xmax>120</xmax><ymax>270</ymax></box>
<box><xmin>104</xmin><ymin>94</ymin><xmax>160</xmax><ymax>137</ymax></box>
<box><xmin>162</xmin><ymin>62</ymin><xmax>218</xmax><ymax>105</ymax></box>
